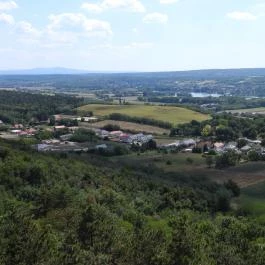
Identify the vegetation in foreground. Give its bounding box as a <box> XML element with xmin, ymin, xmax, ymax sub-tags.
<box><xmin>0</xmin><ymin>141</ymin><xmax>264</xmax><ymax>264</ymax></box>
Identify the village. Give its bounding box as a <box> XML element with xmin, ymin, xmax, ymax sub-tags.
<box><xmin>1</xmin><ymin>114</ymin><xmax>265</xmax><ymax>162</ymax></box>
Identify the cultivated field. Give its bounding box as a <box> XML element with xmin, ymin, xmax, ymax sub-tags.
<box><xmin>82</xmin><ymin>120</ymin><xmax>170</xmax><ymax>135</ymax></box>
<box><xmin>78</xmin><ymin>104</ymin><xmax>210</xmax><ymax>125</ymax></box>
<box><xmin>228</xmin><ymin>107</ymin><xmax>265</xmax><ymax>114</ymax></box>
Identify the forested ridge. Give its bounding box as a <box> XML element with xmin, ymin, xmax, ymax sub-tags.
<box><xmin>0</xmin><ymin>141</ymin><xmax>264</xmax><ymax>265</ymax></box>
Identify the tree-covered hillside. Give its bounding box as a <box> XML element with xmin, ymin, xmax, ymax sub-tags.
<box><xmin>0</xmin><ymin>90</ymin><xmax>83</xmax><ymax>123</ymax></box>
<box><xmin>0</xmin><ymin>141</ymin><xmax>264</xmax><ymax>264</ymax></box>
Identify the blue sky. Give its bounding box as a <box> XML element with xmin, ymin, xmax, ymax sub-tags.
<box><xmin>0</xmin><ymin>0</ymin><xmax>265</xmax><ymax>71</ymax></box>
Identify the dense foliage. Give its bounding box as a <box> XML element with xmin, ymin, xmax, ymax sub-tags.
<box><xmin>0</xmin><ymin>141</ymin><xmax>264</xmax><ymax>264</ymax></box>
<box><xmin>171</xmin><ymin>113</ymin><xmax>265</xmax><ymax>140</ymax></box>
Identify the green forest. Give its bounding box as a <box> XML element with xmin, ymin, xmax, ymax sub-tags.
<box><xmin>0</xmin><ymin>140</ymin><xmax>264</xmax><ymax>265</ymax></box>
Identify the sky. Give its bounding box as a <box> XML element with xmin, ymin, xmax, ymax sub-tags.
<box><xmin>0</xmin><ymin>0</ymin><xmax>265</xmax><ymax>71</ymax></box>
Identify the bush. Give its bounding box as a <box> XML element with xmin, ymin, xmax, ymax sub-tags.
<box><xmin>192</xmin><ymin>147</ymin><xmax>202</xmax><ymax>154</ymax></box>
<box><xmin>224</xmin><ymin>180</ymin><xmax>240</xmax><ymax>197</ymax></box>
<box><xmin>205</xmin><ymin>156</ymin><xmax>214</xmax><ymax>168</ymax></box>
<box><xmin>215</xmin><ymin>151</ymin><xmax>239</xmax><ymax>169</ymax></box>
<box><xmin>102</xmin><ymin>124</ymin><xmax>121</xmax><ymax>132</ymax></box>
<box><xmin>186</xmin><ymin>157</ymin><xmax>194</xmax><ymax>164</ymax></box>
<box><xmin>70</xmin><ymin>129</ymin><xmax>97</xmax><ymax>143</ymax></box>
<box><xmin>247</xmin><ymin>150</ymin><xmax>260</xmax><ymax>161</ymax></box>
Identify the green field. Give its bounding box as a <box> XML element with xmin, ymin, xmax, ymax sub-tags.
<box><xmin>78</xmin><ymin>104</ymin><xmax>210</xmax><ymax>125</ymax></box>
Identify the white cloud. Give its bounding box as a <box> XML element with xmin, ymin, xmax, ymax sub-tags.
<box><xmin>160</xmin><ymin>0</ymin><xmax>179</xmax><ymax>4</ymax></box>
<box><xmin>0</xmin><ymin>1</ymin><xmax>17</xmax><ymax>11</ymax></box>
<box><xmin>143</xmin><ymin>12</ymin><xmax>168</xmax><ymax>24</ymax></box>
<box><xmin>81</xmin><ymin>3</ymin><xmax>103</xmax><ymax>13</ymax></box>
<box><xmin>132</xmin><ymin>27</ymin><xmax>139</xmax><ymax>33</ymax></box>
<box><xmin>227</xmin><ymin>11</ymin><xmax>257</xmax><ymax>21</ymax></box>
<box><xmin>81</xmin><ymin>0</ymin><xmax>145</xmax><ymax>13</ymax></box>
<box><xmin>126</xmin><ymin>42</ymin><xmax>154</xmax><ymax>48</ymax></box>
<box><xmin>47</xmin><ymin>13</ymin><xmax>112</xmax><ymax>38</ymax></box>
<box><xmin>0</xmin><ymin>12</ymin><xmax>14</xmax><ymax>24</ymax></box>
<box><xmin>16</xmin><ymin>21</ymin><xmax>42</xmax><ymax>37</ymax></box>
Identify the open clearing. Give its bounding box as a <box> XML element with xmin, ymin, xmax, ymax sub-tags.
<box><xmin>239</xmin><ymin>181</ymin><xmax>265</xmax><ymax>223</ymax></box>
<box><xmin>82</xmin><ymin>120</ymin><xmax>169</xmax><ymax>135</ymax></box>
<box><xmin>110</xmin><ymin>152</ymin><xmax>265</xmax><ymax>188</ymax></box>
<box><xmin>78</xmin><ymin>104</ymin><xmax>210</xmax><ymax>125</ymax></box>
<box><xmin>228</xmin><ymin>107</ymin><xmax>265</xmax><ymax>114</ymax></box>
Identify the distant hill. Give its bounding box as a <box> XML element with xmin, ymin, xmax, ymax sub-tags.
<box><xmin>168</xmin><ymin>68</ymin><xmax>265</xmax><ymax>78</ymax></box>
<box><xmin>0</xmin><ymin>67</ymin><xmax>90</xmax><ymax>75</ymax></box>
<box><xmin>129</xmin><ymin>68</ymin><xmax>265</xmax><ymax>79</ymax></box>
<box><xmin>1</xmin><ymin>67</ymin><xmax>265</xmax><ymax>77</ymax></box>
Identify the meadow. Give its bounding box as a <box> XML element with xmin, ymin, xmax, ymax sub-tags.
<box><xmin>228</xmin><ymin>107</ymin><xmax>265</xmax><ymax>114</ymax></box>
<box><xmin>78</xmin><ymin>104</ymin><xmax>210</xmax><ymax>125</ymax></box>
<box><xmin>240</xmin><ymin>181</ymin><xmax>265</xmax><ymax>224</ymax></box>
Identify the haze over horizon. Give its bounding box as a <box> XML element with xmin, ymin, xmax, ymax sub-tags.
<box><xmin>1</xmin><ymin>0</ymin><xmax>265</xmax><ymax>71</ymax></box>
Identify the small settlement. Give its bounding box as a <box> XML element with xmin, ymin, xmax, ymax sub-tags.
<box><xmin>159</xmin><ymin>137</ymin><xmax>265</xmax><ymax>156</ymax></box>
<box><xmin>1</xmin><ymin>114</ymin><xmax>265</xmax><ymax>158</ymax></box>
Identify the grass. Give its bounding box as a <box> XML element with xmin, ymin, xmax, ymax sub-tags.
<box><xmin>78</xmin><ymin>104</ymin><xmax>210</xmax><ymax>125</ymax></box>
<box><xmin>110</xmin><ymin>151</ymin><xmax>207</xmax><ymax>176</ymax></box>
<box><xmin>240</xmin><ymin>181</ymin><xmax>265</xmax><ymax>224</ymax></box>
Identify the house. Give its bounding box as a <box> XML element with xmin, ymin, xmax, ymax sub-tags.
<box><xmin>182</xmin><ymin>148</ymin><xmax>193</xmax><ymax>153</ymax></box>
<box><xmin>60</xmin><ymin>134</ymin><xmax>73</xmax><ymax>141</ymax></box>
<box><xmin>159</xmin><ymin>141</ymin><xmax>181</xmax><ymax>150</ymax></box>
<box><xmin>54</xmin><ymin>125</ymin><xmax>66</xmax><ymax>131</ymax></box>
<box><xmin>68</xmin><ymin>126</ymin><xmax>79</xmax><ymax>132</ymax></box>
<box><xmin>214</xmin><ymin>142</ymin><xmax>225</xmax><ymax>153</ymax></box>
<box><xmin>96</xmin><ymin>129</ymin><xmax>109</xmax><ymax>139</ymax></box>
<box><xmin>109</xmin><ymin>131</ymin><xmax>123</xmax><ymax>139</ymax></box>
<box><xmin>11</xmin><ymin>129</ymin><xmax>22</xmax><ymax>134</ymax></box>
<box><xmin>196</xmin><ymin>141</ymin><xmax>212</xmax><ymax>152</ymax></box>
<box><xmin>73</xmin><ymin>117</ymin><xmax>82</xmax><ymax>121</ymax></box>
<box><xmin>241</xmin><ymin>145</ymin><xmax>252</xmax><ymax>153</ymax></box>
<box><xmin>83</xmin><ymin>117</ymin><xmax>98</xmax><ymax>122</ymax></box>
<box><xmin>42</xmin><ymin>139</ymin><xmax>60</xmax><ymax>144</ymax></box>
<box><xmin>129</xmin><ymin>133</ymin><xmax>153</xmax><ymax>145</ymax></box>
<box><xmin>53</xmin><ymin>115</ymin><xmax>62</xmax><ymax>121</ymax></box>
<box><xmin>96</xmin><ymin>144</ymin><xmax>108</xmax><ymax>150</ymax></box>
<box><xmin>181</xmin><ymin>139</ymin><xmax>196</xmax><ymax>147</ymax></box>
<box><xmin>224</xmin><ymin>142</ymin><xmax>237</xmax><ymax>151</ymax></box>
<box><xmin>37</xmin><ymin>144</ymin><xmax>50</xmax><ymax>152</ymax></box>
<box><xmin>26</xmin><ymin>128</ymin><xmax>37</xmax><ymax>136</ymax></box>
<box><xmin>19</xmin><ymin>131</ymin><xmax>28</xmax><ymax>136</ymax></box>
<box><xmin>119</xmin><ymin>133</ymin><xmax>131</xmax><ymax>143</ymax></box>
<box><xmin>13</xmin><ymin>124</ymin><xmax>23</xmax><ymax>129</ymax></box>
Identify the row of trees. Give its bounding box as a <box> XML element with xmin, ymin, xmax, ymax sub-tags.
<box><xmin>108</xmin><ymin>113</ymin><xmax>173</xmax><ymax>129</ymax></box>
